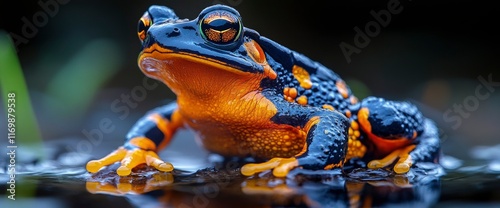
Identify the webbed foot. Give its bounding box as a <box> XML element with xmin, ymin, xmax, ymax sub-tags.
<box><xmin>86</xmin><ymin>146</ymin><xmax>173</xmax><ymax>176</ymax></box>
<box><xmin>367</xmin><ymin>145</ymin><xmax>416</xmax><ymax>174</ymax></box>
<box><xmin>241</xmin><ymin>158</ymin><xmax>298</xmax><ymax>177</ymax></box>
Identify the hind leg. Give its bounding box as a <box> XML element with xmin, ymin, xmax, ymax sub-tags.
<box><xmin>355</xmin><ymin>97</ymin><xmax>440</xmax><ymax>173</ymax></box>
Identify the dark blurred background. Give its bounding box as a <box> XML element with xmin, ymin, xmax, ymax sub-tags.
<box><xmin>1</xmin><ymin>0</ymin><xmax>499</xmax><ymax>161</ymax></box>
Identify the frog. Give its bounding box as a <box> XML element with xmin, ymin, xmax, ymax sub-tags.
<box><xmin>86</xmin><ymin>4</ymin><xmax>441</xmax><ymax>178</ymax></box>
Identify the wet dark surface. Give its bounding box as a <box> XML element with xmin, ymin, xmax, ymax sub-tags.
<box><xmin>1</xmin><ymin>149</ymin><xmax>500</xmax><ymax>208</ymax></box>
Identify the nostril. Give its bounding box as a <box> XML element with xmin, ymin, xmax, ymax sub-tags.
<box><xmin>167</xmin><ymin>27</ymin><xmax>180</xmax><ymax>37</ymax></box>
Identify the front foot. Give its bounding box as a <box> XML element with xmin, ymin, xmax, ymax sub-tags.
<box><xmin>86</xmin><ymin>146</ymin><xmax>174</xmax><ymax>176</ymax></box>
<box><xmin>241</xmin><ymin>158</ymin><xmax>299</xmax><ymax>177</ymax></box>
<box><xmin>367</xmin><ymin>145</ymin><xmax>415</xmax><ymax>174</ymax></box>
<box><xmin>241</xmin><ymin>110</ymin><xmax>349</xmax><ymax>177</ymax></box>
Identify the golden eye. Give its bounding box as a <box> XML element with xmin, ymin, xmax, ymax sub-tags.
<box><xmin>199</xmin><ymin>11</ymin><xmax>242</xmax><ymax>44</ymax></box>
<box><xmin>137</xmin><ymin>12</ymin><xmax>151</xmax><ymax>42</ymax></box>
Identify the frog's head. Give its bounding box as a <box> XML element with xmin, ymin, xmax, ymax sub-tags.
<box><xmin>137</xmin><ymin>5</ymin><xmax>276</xmax><ymax>99</ymax></box>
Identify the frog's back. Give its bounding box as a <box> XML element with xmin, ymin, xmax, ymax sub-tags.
<box><xmin>253</xmin><ymin>34</ymin><xmax>358</xmax><ymax>114</ymax></box>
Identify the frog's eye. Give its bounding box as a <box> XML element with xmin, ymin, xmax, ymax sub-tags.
<box><xmin>199</xmin><ymin>11</ymin><xmax>242</xmax><ymax>45</ymax></box>
<box><xmin>137</xmin><ymin>12</ymin><xmax>151</xmax><ymax>43</ymax></box>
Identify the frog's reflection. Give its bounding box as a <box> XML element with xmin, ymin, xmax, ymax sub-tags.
<box><xmin>86</xmin><ymin>172</ymin><xmax>174</xmax><ymax>196</ymax></box>
<box><xmin>85</xmin><ymin>165</ymin><xmax>441</xmax><ymax>208</ymax></box>
<box><xmin>240</xmin><ymin>168</ymin><xmax>441</xmax><ymax>208</ymax></box>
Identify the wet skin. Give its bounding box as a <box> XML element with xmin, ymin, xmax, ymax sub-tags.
<box><xmin>86</xmin><ymin>4</ymin><xmax>441</xmax><ymax>177</ymax></box>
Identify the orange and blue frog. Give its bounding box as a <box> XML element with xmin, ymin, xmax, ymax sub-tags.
<box><xmin>86</xmin><ymin>4</ymin><xmax>441</xmax><ymax>178</ymax></box>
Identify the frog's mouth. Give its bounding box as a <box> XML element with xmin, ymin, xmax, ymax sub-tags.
<box><xmin>138</xmin><ymin>43</ymin><xmax>250</xmax><ymax>76</ymax></box>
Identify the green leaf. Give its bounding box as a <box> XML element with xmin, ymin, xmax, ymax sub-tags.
<box><xmin>0</xmin><ymin>31</ymin><xmax>44</xmax><ymax>158</ymax></box>
<box><xmin>0</xmin><ymin>30</ymin><xmax>44</xmax><ymax>198</ymax></box>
